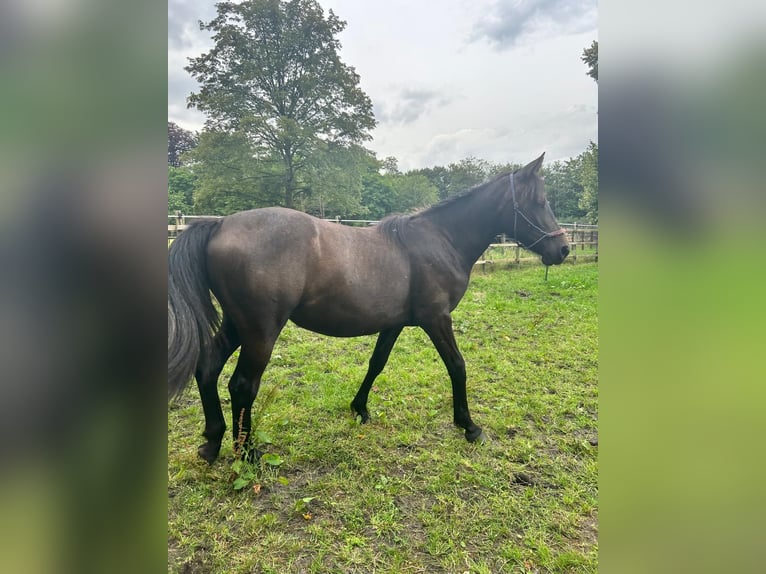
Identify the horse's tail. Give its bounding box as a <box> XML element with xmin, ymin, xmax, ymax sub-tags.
<box><xmin>168</xmin><ymin>218</ymin><xmax>223</xmax><ymax>399</ymax></box>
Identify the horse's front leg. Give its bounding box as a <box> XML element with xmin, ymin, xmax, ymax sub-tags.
<box><xmin>351</xmin><ymin>326</ymin><xmax>404</xmax><ymax>423</ymax></box>
<box><xmin>422</xmin><ymin>313</ymin><xmax>486</xmax><ymax>443</ymax></box>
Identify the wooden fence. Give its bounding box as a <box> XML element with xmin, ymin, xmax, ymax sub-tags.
<box><xmin>168</xmin><ymin>213</ymin><xmax>222</xmax><ymax>237</ymax></box>
<box><xmin>169</xmin><ymin>213</ymin><xmax>597</xmax><ymax>270</ymax></box>
<box><xmin>474</xmin><ymin>223</ymin><xmax>598</xmax><ymax>271</ymax></box>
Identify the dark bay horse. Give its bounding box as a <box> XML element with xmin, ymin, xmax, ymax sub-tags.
<box><xmin>168</xmin><ymin>154</ymin><xmax>569</xmax><ymax>463</ymax></box>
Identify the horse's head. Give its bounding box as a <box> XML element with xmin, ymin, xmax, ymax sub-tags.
<box><xmin>503</xmin><ymin>153</ymin><xmax>570</xmax><ymax>266</ymax></box>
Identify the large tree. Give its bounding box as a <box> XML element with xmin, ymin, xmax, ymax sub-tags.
<box><xmin>186</xmin><ymin>0</ymin><xmax>376</xmax><ymax>208</ymax></box>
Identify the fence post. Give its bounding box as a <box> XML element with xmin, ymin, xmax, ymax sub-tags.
<box><xmin>594</xmin><ymin>229</ymin><xmax>599</xmax><ymax>262</ymax></box>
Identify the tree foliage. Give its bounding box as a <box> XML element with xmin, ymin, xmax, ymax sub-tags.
<box><xmin>357</xmin><ymin>175</ymin><xmax>393</xmax><ymax>219</ymax></box>
<box><xmin>186</xmin><ymin>0</ymin><xmax>376</xmax><ymax>208</ymax></box>
<box><xmin>414</xmin><ymin>157</ymin><xmax>519</xmax><ymax>200</ymax></box>
<box><xmin>168</xmin><ymin>166</ymin><xmax>197</xmax><ymax>213</ymax></box>
<box><xmin>582</xmin><ymin>40</ymin><xmax>598</xmax><ymax>83</ymax></box>
<box><xmin>185</xmin><ymin>129</ymin><xmax>283</xmax><ymax>215</ymax></box>
<box><xmin>387</xmin><ymin>173</ymin><xmax>439</xmax><ymax>214</ymax></box>
<box><xmin>168</xmin><ymin>121</ymin><xmax>197</xmax><ymax>167</ymax></box>
<box><xmin>542</xmin><ymin>159</ymin><xmax>587</xmax><ymax>222</ymax></box>
<box><xmin>300</xmin><ymin>143</ymin><xmax>375</xmax><ymax>218</ymax></box>
<box><xmin>540</xmin><ymin>143</ymin><xmax>598</xmax><ymax>224</ymax></box>
<box><xmin>355</xmin><ymin>169</ymin><xmax>437</xmax><ymax>218</ymax></box>
<box><xmin>169</xmin><ymin>134</ymin><xmax>598</xmax><ymax>223</ymax></box>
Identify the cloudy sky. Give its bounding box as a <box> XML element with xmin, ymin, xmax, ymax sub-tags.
<box><xmin>169</xmin><ymin>0</ymin><xmax>597</xmax><ymax>171</ymax></box>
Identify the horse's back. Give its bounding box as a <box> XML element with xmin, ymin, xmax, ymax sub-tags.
<box><xmin>205</xmin><ymin>208</ymin><xmax>412</xmax><ymax>337</ymax></box>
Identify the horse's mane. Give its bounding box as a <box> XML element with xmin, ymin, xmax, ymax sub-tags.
<box><xmin>425</xmin><ymin>171</ymin><xmax>508</xmax><ymax>213</ymax></box>
<box><xmin>376</xmin><ymin>214</ymin><xmax>413</xmax><ymax>248</ymax></box>
<box><xmin>375</xmin><ymin>171</ymin><xmax>510</xmax><ymax>247</ymax></box>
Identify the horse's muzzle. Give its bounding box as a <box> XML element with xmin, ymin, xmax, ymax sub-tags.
<box><xmin>542</xmin><ymin>244</ymin><xmax>570</xmax><ymax>266</ymax></box>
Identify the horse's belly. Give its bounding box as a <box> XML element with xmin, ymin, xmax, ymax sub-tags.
<box><xmin>289</xmin><ymin>295</ymin><xmax>408</xmax><ymax>337</ymax></box>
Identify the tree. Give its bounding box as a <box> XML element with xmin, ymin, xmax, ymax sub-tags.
<box><xmin>300</xmin><ymin>143</ymin><xmax>375</xmax><ymax>218</ymax></box>
<box><xmin>380</xmin><ymin>156</ymin><xmax>400</xmax><ymax>176</ymax></box>
<box><xmin>168</xmin><ymin>121</ymin><xmax>197</xmax><ymax>167</ymax></box>
<box><xmin>411</xmin><ymin>165</ymin><xmax>449</xmax><ymax>200</ymax></box>
<box><xmin>413</xmin><ymin>157</ymin><xmax>497</xmax><ymax>200</ymax></box>
<box><xmin>186</xmin><ymin>0</ymin><xmax>376</xmax><ymax>208</ymax></box>
<box><xmin>186</xmin><ymin>129</ymin><xmax>283</xmax><ymax>214</ymax></box>
<box><xmin>168</xmin><ymin>166</ymin><xmax>197</xmax><ymax>213</ymax></box>
<box><xmin>542</xmin><ymin>160</ymin><xmax>587</xmax><ymax>222</ymax></box>
<box><xmin>541</xmin><ymin>144</ymin><xmax>597</xmax><ymax>224</ymax></box>
<box><xmin>360</xmin><ymin>170</ymin><xmax>397</xmax><ymax>219</ymax></box>
<box><xmin>582</xmin><ymin>40</ymin><xmax>598</xmax><ymax>83</ymax></box>
<box><xmin>389</xmin><ymin>173</ymin><xmax>439</xmax><ymax>214</ymax></box>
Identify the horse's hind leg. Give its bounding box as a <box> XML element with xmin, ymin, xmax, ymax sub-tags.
<box><xmin>195</xmin><ymin>314</ymin><xmax>239</xmax><ymax>464</ymax></box>
<box><xmin>351</xmin><ymin>326</ymin><xmax>404</xmax><ymax>423</ymax></box>
<box><xmin>228</xmin><ymin>325</ymin><xmax>284</xmax><ymax>460</ymax></box>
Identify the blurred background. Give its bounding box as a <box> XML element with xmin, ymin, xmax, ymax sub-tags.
<box><xmin>0</xmin><ymin>1</ymin><xmax>166</xmax><ymax>572</ymax></box>
<box><xmin>0</xmin><ymin>0</ymin><xmax>764</xmax><ymax>572</ymax></box>
<box><xmin>600</xmin><ymin>2</ymin><xmax>766</xmax><ymax>573</ymax></box>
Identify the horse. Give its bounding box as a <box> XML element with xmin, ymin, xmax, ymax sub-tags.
<box><xmin>168</xmin><ymin>153</ymin><xmax>569</xmax><ymax>463</ymax></box>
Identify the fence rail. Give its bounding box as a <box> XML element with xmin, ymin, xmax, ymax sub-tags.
<box><xmin>168</xmin><ymin>213</ymin><xmax>597</xmax><ymax>269</ymax></box>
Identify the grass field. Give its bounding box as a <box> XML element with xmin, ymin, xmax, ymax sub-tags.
<box><xmin>168</xmin><ymin>262</ymin><xmax>598</xmax><ymax>573</ymax></box>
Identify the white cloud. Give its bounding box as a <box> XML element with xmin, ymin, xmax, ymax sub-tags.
<box><xmin>470</xmin><ymin>0</ymin><xmax>598</xmax><ymax>49</ymax></box>
<box><xmin>375</xmin><ymin>88</ymin><xmax>452</xmax><ymax>126</ymax></box>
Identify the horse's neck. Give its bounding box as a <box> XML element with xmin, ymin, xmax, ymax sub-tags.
<box><xmin>425</xmin><ymin>189</ymin><xmax>502</xmax><ymax>269</ymax></box>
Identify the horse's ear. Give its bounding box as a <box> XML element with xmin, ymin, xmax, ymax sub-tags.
<box><xmin>521</xmin><ymin>152</ymin><xmax>545</xmax><ymax>176</ymax></box>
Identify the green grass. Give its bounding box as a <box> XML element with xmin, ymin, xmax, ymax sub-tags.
<box><xmin>168</xmin><ymin>262</ymin><xmax>598</xmax><ymax>573</ymax></box>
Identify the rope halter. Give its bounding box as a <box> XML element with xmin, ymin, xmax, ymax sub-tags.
<box><xmin>510</xmin><ymin>172</ymin><xmax>566</xmax><ymax>250</ymax></box>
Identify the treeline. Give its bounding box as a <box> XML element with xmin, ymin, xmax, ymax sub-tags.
<box><xmin>169</xmin><ymin>122</ymin><xmax>597</xmax><ymax>224</ymax></box>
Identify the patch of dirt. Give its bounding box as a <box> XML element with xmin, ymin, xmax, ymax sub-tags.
<box><xmin>577</xmin><ymin>511</ymin><xmax>599</xmax><ymax>549</ymax></box>
<box><xmin>168</xmin><ymin>537</ymin><xmax>213</xmax><ymax>574</ymax></box>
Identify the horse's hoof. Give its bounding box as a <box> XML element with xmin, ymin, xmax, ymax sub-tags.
<box><xmin>197</xmin><ymin>442</ymin><xmax>220</xmax><ymax>465</ymax></box>
<box><xmin>465</xmin><ymin>428</ymin><xmax>487</xmax><ymax>443</ymax></box>
<box><xmin>351</xmin><ymin>403</ymin><xmax>370</xmax><ymax>424</ymax></box>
